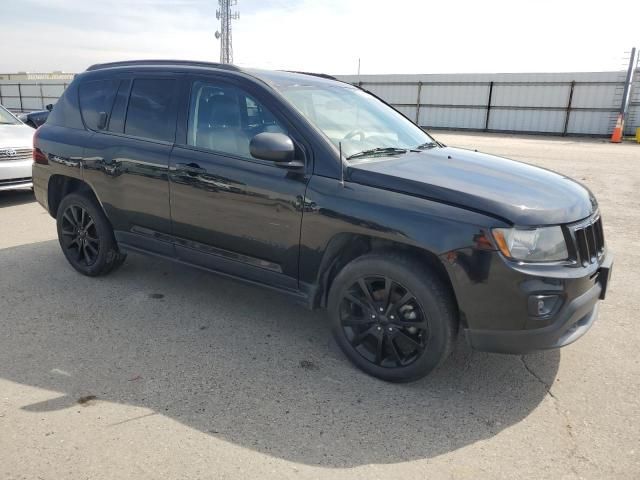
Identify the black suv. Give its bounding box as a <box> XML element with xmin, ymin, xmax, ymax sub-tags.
<box><xmin>33</xmin><ymin>60</ymin><xmax>613</xmax><ymax>382</ymax></box>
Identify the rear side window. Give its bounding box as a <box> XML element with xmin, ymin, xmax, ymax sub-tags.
<box><xmin>78</xmin><ymin>79</ymin><xmax>118</xmax><ymax>130</ymax></box>
<box><xmin>124</xmin><ymin>78</ymin><xmax>177</xmax><ymax>142</ymax></box>
<box><xmin>107</xmin><ymin>79</ymin><xmax>131</xmax><ymax>133</ymax></box>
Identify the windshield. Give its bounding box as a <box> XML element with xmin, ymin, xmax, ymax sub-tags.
<box><xmin>275</xmin><ymin>84</ymin><xmax>437</xmax><ymax>159</ymax></box>
<box><xmin>0</xmin><ymin>105</ymin><xmax>21</xmax><ymax>125</ymax></box>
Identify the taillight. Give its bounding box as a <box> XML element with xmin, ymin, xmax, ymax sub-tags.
<box><xmin>33</xmin><ymin>147</ymin><xmax>49</xmax><ymax>165</ymax></box>
<box><xmin>33</xmin><ymin>148</ymin><xmax>48</xmax><ymax>164</ymax></box>
<box><xmin>33</xmin><ymin>126</ymin><xmax>48</xmax><ymax>165</ymax></box>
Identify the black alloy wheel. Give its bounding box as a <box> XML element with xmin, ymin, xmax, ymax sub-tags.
<box><xmin>56</xmin><ymin>192</ymin><xmax>126</xmax><ymax>276</ymax></box>
<box><xmin>340</xmin><ymin>276</ymin><xmax>429</xmax><ymax>367</ymax></box>
<box><xmin>328</xmin><ymin>253</ymin><xmax>457</xmax><ymax>382</ymax></box>
<box><xmin>60</xmin><ymin>204</ymin><xmax>100</xmax><ymax>266</ymax></box>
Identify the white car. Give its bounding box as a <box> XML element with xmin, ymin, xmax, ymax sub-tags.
<box><xmin>0</xmin><ymin>104</ymin><xmax>35</xmax><ymax>191</ymax></box>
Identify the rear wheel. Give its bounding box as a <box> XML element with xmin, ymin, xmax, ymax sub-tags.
<box><xmin>56</xmin><ymin>192</ymin><xmax>126</xmax><ymax>276</ymax></box>
<box><xmin>328</xmin><ymin>253</ymin><xmax>457</xmax><ymax>382</ymax></box>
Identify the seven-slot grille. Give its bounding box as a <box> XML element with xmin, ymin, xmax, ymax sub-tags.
<box><xmin>0</xmin><ymin>148</ymin><xmax>32</xmax><ymax>161</ymax></box>
<box><xmin>0</xmin><ymin>147</ymin><xmax>33</xmax><ymax>161</ymax></box>
<box><xmin>571</xmin><ymin>215</ymin><xmax>605</xmax><ymax>266</ymax></box>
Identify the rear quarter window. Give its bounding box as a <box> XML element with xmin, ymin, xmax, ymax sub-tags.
<box><xmin>78</xmin><ymin>79</ymin><xmax>119</xmax><ymax>131</ymax></box>
<box><xmin>46</xmin><ymin>80</ymin><xmax>85</xmax><ymax>130</ymax></box>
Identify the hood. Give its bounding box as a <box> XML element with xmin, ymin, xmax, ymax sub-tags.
<box><xmin>0</xmin><ymin>124</ymin><xmax>35</xmax><ymax>149</ymax></box>
<box><xmin>347</xmin><ymin>147</ymin><xmax>596</xmax><ymax>225</ymax></box>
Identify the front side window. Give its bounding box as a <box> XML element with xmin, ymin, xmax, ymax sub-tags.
<box><xmin>274</xmin><ymin>83</ymin><xmax>436</xmax><ymax>159</ymax></box>
<box><xmin>125</xmin><ymin>78</ymin><xmax>177</xmax><ymax>142</ymax></box>
<box><xmin>187</xmin><ymin>80</ymin><xmax>286</xmax><ymax>159</ymax></box>
<box><xmin>0</xmin><ymin>105</ymin><xmax>21</xmax><ymax>125</ymax></box>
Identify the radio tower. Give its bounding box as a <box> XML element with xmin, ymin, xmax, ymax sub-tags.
<box><xmin>215</xmin><ymin>0</ymin><xmax>239</xmax><ymax>64</ymax></box>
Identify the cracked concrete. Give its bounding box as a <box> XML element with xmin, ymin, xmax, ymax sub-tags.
<box><xmin>522</xmin><ymin>355</ymin><xmax>583</xmax><ymax>475</ymax></box>
<box><xmin>521</xmin><ymin>356</ymin><xmax>557</xmax><ymax>399</ymax></box>
<box><xmin>0</xmin><ymin>131</ymin><xmax>639</xmax><ymax>479</ymax></box>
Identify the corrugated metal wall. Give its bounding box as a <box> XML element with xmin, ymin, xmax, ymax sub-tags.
<box><xmin>0</xmin><ymin>80</ymin><xmax>68</xmax><ymax>112</ymax></box>
<box><xmin>628</xmin><ymin>74</ymin><xmax>640</xmax><ymax>135</ymax></box>
<box><xmin>2</xmin><ymin>73</ymin><xmax>639</xmax><ymax>137</ymax></box>
<box><xmin>337</xmin><ymin>71</ymin><xmax>639</xmax><ymax>136</ymax></box>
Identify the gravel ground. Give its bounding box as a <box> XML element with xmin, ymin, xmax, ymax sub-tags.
<box><xmin>0</xmin><ymin>132</ymin><xmax>638</xmax><ymax>479</ymax></box>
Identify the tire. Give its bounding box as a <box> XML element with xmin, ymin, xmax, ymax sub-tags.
<box><xmin>56</xmin><ymin>192</ymin><xmax>126</xmax><ymax>276</ymax></box>
<box><xmin>327</xmin><ymin>253</ymin><xmax>457</xmax><ymax>382</ymax></box>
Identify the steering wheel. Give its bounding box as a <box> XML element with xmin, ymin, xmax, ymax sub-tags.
<box><xmin>343</xmin><ymin>130</ymin><xmax>366</xmax><ymax>141</ymax></box>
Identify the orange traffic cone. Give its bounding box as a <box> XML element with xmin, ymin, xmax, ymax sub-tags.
<box><xmin>610</xmin><ymin>114</ymin><xmax>624</xmax><ymax>143</ymax></box>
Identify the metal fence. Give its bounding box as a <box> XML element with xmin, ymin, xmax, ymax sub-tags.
<box><xmin>2</xmin><ymin>71</ymin><xmax>639</xmax><ymax>137</ymax></box>
<box><xmin>0</xmin><ymin>81</ymin><xmax>68</xmax><ymax>113</ymax></box>
<box><xmin>337</xmin><ymin>71</ymin><xmax>640</xmax><ymax>137</ymax></box>
<box><xmin>630</xmin><ymin>75</ymin><xmax>640</xmax><ymax>134</ymax></box>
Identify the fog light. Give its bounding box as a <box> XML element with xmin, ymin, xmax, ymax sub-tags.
<box><xmin>528</xmin><ymin>294</ymin><xmax>561</xmax><ymax>318</ymax></box>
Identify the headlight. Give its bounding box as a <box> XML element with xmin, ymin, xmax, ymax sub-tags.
<box><xmin>492</xmin><ymin>226</ymin><xmax>568</xmax><ymax>262</ymax></box>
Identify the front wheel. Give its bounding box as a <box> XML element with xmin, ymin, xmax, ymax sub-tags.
<box><xmin>328</xmin><ymin>253</ymin><xmax>457</xmax><ymax>382</ymax></box>
<box><xmin>56</xmin><ymin>192</ymin><xmax>126</xmax><ymax>276</ymax></box>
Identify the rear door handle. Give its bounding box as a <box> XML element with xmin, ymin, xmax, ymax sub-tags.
<box><xmin>175</xmin><ymin>162</ymin><xmax>206</xmax><ymax>175</ymax></box>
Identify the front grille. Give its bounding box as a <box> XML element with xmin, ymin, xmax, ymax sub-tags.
<box><xmin>0</xmin><ymin>148</ymin><xmax>32</xmax><ymax>162</ymax></box>
<box><xmin>571</xmin><ymin>215</ymin><xmax>605</xmax><ymax>266</ymax></box>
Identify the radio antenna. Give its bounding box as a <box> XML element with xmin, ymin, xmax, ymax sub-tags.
<box><xmin>339</xmin><ymin>142</ymin><xmax>345</xmax><ymax>187</ymax></box>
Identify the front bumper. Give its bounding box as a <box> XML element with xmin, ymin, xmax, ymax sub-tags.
<box><xmin>465</xmin><ymin>265</ymin><xmax>606</xmax><ymax>353</ymax></box>
<box><xmin>0</xmin><ymin>158</ymin><xmax>33</xmax><ymax>191</ymax></box>
<box><xmin>443</xmin><ymin>247</ymin><xmax>613</xmax><ymax>355</ymax></box>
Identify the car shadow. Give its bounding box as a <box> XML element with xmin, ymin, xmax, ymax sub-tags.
<box><xmin>0</xmin><ymin>239</ymin><xmax>560</xmax><ymax>467</ymax></box>
<box><xmin>0</xmin><ymin>189</ymin><xmax>35</xmax><ymax>208</ymax></box>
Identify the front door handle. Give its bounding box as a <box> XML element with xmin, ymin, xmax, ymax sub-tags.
<box><xmin>175</xmin><ymin>162</ymin><xmax>206</xmax><ymax>175</ymax></box>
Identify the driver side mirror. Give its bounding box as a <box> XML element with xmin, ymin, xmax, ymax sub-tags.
<box><xmin>250</xmin><ymin>132</ymin><xmax>302</xmax><ymax>168</ymax></box>
<box><xmin>45</xmin><ymin>103</ymin><xmax>54</xmax><ymax>112</ymax></box>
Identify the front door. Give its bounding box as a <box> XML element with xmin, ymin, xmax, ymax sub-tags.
<box><xmin>169</xmin><ymin>77</ymin><xmax>310</xmax><ymax>290</ymax></box>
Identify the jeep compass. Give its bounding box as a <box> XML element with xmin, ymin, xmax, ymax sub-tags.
<box><xmin>32</xmin><ymin>60</ymin><xmax>613</xmax><ymax>382</ymax></box>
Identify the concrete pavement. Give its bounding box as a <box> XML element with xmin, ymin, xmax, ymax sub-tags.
<box><xmin>0</xmin><ymin>132</ymin><xmax>638</xmax><ymax>479</ymax></box>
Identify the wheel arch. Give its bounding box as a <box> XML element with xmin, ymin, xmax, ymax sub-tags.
<box><xmin>312</xmin><ymin>233</ymin><xmax>459</xmax><ymax>317</ymax></box>
<box><xmin>47</xmin><ymin>175</ymin><xmax>102</xmax><ymax>219</ymax></box>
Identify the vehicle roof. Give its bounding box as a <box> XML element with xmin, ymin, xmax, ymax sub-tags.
<box><xmin>85</xmin><ymin>60</ymin><xmax>355</xmax><ymax>89</ymax></box>
<box><xmin>86</xmin><ymin>59</ymin><xmax>242</xmax><ymax>72</ymax></box>
<box><xmin>246</xmin><ymin>68</ymin><xmax>354</xmax><ymax>89</ymax></box>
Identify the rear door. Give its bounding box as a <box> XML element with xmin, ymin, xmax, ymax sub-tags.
<box><xmin>82</xmin><ymin>74</ymin><xmax>180</xmax><ymax>256</ymax></box>
<box><xmin>169</xmin><ymin>75</ymin><xmax>311</xmax><ymax>290</ymax></box>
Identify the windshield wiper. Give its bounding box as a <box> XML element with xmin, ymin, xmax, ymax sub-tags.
<box><xmin>346</xmin><ymin>147</ymin><xmax>409</xmax><ymax>160</ymax></box>
<box><xmin>415</xmin><ymin>141</ymin><xmax>439</xmax><ymax>150</ymax></box>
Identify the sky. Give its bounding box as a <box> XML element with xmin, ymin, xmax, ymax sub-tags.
<box><xmin>1</xmin><ymin>0</ymin><xmax>638</xmax><ymax>75</ymax></box>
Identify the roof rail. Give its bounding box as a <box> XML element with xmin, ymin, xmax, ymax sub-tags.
<box><xmin>283</xmin><ymin>70</ymin><xmax>338</xmax><ymax>81</ymax></box>
<box><xmin>86</xmin><ymin>60</ymin><xmax>241</xmax><ymax>72</ymax></box>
